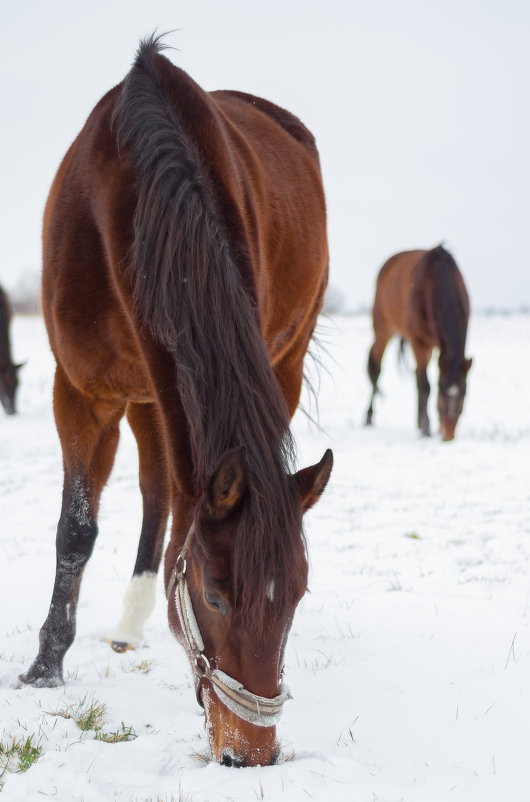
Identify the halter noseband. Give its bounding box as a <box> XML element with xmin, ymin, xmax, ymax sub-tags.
<box><xmin>166</xmin><ymin>523</ymin><xmax>292</xmax><ymax>728</ymax></box>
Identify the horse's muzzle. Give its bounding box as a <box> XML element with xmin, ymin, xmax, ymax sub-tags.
<box><xmin>440</xmin><ymin>418</ymin><xmax>457</xmax><ymax>441</ymax></box>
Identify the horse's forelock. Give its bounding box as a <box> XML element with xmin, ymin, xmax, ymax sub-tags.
<box><xmin>231</xmin><ymin>471</ymin><xmax>306</xmax><ymax>636</ymax></box>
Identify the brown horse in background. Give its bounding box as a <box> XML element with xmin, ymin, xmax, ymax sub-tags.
<box><xmin>0</xmin><ymin>284</ymin><xmax>22</xmax><ymax>415</ymax></box>
<box><xmin>21</xmin><ymin>36</ymin><xmax>333</xmax><ymax>767</ymax></box>
<box><xmin>365</xmin><ymin>245</ymin><xmax>471</xmax><ymax>441</ymax></box>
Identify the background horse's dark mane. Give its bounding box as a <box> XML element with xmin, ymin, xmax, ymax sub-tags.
<box><xmin>426</xmin><ymin>245</ymin><xmax>467</xmax><ymax>378</ymax></box>
<box><xmin>113</xmin><ymin>34</ymin><xmax>303</xmax><ymax>631</ymax></box>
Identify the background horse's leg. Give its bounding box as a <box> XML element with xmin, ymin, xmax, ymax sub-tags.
<box><xmin>20</xmin><ymin>366</ymin><xmax>124</xmax><ymax>687</ymax></box>
<box><xmin>365</xmin><ymin>327</ymin><xmax>392</xmax><ymax>426</ymax></box>
<box><xmin>411</xmin><ymin>344</ymin><xmax>433</xmax><ymax>436</ymax></box>
<box><xmin>110</xmin><ymin>403</ymin><xmax>170</xmax><ymax>653</ymax></box>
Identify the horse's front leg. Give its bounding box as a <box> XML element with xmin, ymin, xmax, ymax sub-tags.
<box><xmin>415</xmin><ymin>367</ymin><xmax>431</xmax><ymax>436</ymax></box>
<box><xmin>110</xmin><ymin>402</ymin><xmax>170</xmax><ymax>653</ymax></box>
<box><xmin>20</xmin><ymin>367</ymin><xmax>124</xmax><ymax>687</ymax></box>
<box><xmin>410</xmin><ymin>344</ymin><xmax>433</xmax><ymax>437</ymax></box>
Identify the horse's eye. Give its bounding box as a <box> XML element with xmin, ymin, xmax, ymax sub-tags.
<box><xmin>204</xmin><ymin>587</ymin><xmax>229</xmax><ymax>615</ymax></box>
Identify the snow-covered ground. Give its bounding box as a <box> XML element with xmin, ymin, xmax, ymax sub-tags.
<box><xmin>1</xmin><ymin>313</ymin><xmax>529</xmax><ymax>802</ymax></box>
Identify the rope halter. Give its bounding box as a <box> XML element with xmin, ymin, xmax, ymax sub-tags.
<box><xmin>166</xmin><ymin>523</ymin><xmax>292</xmax><ymax>728</ymax></box>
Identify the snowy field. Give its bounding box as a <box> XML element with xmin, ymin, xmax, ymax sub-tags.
<box><xmin>1</xmin><ymin>312</ymin><xmax>529</xmax><ymax>802</ymax></box>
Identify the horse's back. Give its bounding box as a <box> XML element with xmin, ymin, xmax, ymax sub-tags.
<box><xmin>208</xmin><ymin>90</ymin><xmax>327</xmax><ymax>348</ymax></box>
<box><xmin>213</xmin><ymin>90</ymin><xmax>319</xmax><ymax>161</ymax></box>
<box><xmin>42</xmin><ymin>55</ymin><xmax>327</xmax><ymax>402</ymax></box>
<box><xmin>373</xmin><ymin>246</ymin><xmax>469</xmax><ymax>346</ymax></box>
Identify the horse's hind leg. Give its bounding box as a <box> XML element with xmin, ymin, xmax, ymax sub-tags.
<box><xmin>110</xmin><ymin>402</ymin><xmax>170</xmax><ymax>653</ymax></box>
<box><xmin>365</xmin><ymin>326</ymin><xmax>392</xmax><ymax>426</ymax></box>
<box><xmin>20</xmin><ymin>366</ymin><xmax>124</xmax><ymax>687</ymax></box>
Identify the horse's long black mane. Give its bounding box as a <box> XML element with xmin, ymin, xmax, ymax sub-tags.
<box><xmin>427</xmin><ymin>245</ymin><xmax>468</xmax><ymax>379</ymax></box>
<box><xmin>113</xmin><ymin>35</ymin><xmax>303</xmax><ymax>630</ymax></box>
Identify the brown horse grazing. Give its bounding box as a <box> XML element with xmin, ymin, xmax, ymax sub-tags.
<box><xmin>365</xmin><ymin>245</ymin><xmax>472</xmax><ymax>441</ymax></box>
<box><xmin>0</xmin><ymin>285</ymin><xmax>22</xmax><ymax>415</ymax></box>
<box><xmin>20</xmin><ymin>36</ymin><xmax>333</xmax><ymax>767</ymax></box>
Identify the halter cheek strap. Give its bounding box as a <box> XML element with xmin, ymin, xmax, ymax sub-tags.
<box><xmin>166</xmin><ymin>523</ymin><xmax>292</xmax><ymax>728</ymax></box>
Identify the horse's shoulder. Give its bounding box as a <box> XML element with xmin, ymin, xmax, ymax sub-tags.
<box><xmin>212</xmin><ymin>90</ymin><xmax>319</xmax><ymax>161</ymax></box>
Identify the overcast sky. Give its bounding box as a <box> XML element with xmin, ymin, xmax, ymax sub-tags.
<box><xmin>1</xmin><ymin>0</ymin><xmax>529</xmax><ymax>311</ymax></box>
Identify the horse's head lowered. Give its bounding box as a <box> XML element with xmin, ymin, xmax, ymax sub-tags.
<box><xmin>167</xmin><ymin>447</ymin><xmax>333</xmax><ymax>767</ymax></box>
<box><xmin>437</xmin><ymin>357</ymin><xmax>472</xmax><ymax>441</ymax></box>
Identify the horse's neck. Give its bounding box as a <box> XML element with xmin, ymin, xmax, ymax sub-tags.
<box><xmin>0</xmin><ymin>300</ymin><xmax>12</xmax><ymax>367</ymax></box>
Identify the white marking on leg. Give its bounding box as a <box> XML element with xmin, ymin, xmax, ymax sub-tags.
<box><xmin>111</xmin><ymin>572</ymin><xmax>157</xmax><ymax>648</ymax></box>
<box><xmin>266</xmin><ymin>580</ymin><xmax>275</xmax><ymax>603</ymax></box>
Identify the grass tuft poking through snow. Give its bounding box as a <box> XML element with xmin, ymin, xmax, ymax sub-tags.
<box><xmin>0</xmin><ymin>733</ymin><xmax>42</xmax><ymax>788</ymax></box>
<box><xmin>127</xmin><ymin>659</ymin><xmax>153</xmax><ymax>674</ymax></box>
<box><xmin>94</xmin><ymin>722</ymin><xmax>137</xmax><ymax>743</ymax></box>
<box><xmin>49</xmin><ymin>696</ymin><xmax>136</xmax><ymax>743</ymax></box>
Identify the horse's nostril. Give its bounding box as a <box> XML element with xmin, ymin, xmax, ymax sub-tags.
<box><xmin>220</xmin><ymin>751</ymin><xmax>245</xmax><ymax>768</ymax></box>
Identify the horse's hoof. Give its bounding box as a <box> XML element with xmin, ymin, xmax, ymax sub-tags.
<box><xmin>110</xmin><ymin>640</ymin><xmax>133</xmax><ymax>653</ymax></box>
<box><xmin>19</xmin><ymin>664</ymin><xmax>64</xmax><ymax>688</ymax></box>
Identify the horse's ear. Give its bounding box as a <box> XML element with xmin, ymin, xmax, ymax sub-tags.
<box><xmin>205</xmin><ymin>447</ymin><xmax>248</xmax><ymax>521</ymax></box>
<box><xmin>465</xmin><ymin>357</ymin><xmax>473</xmax><ymax>373</ymax></box>
<box><xmin>294</xmin><ymin>449</ymin><xmax>333</xmax><ymax>512</ymax></box>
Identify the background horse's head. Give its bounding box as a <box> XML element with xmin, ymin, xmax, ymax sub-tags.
<box><xmin>437</xmin><ymin>357</ymin><xmax>472</xmax><ymax>441</ymax></box>
<box><xmin>168</xmin><ymin>447</ymin><xmax>333</xmax><ymax>767</ymax></box>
